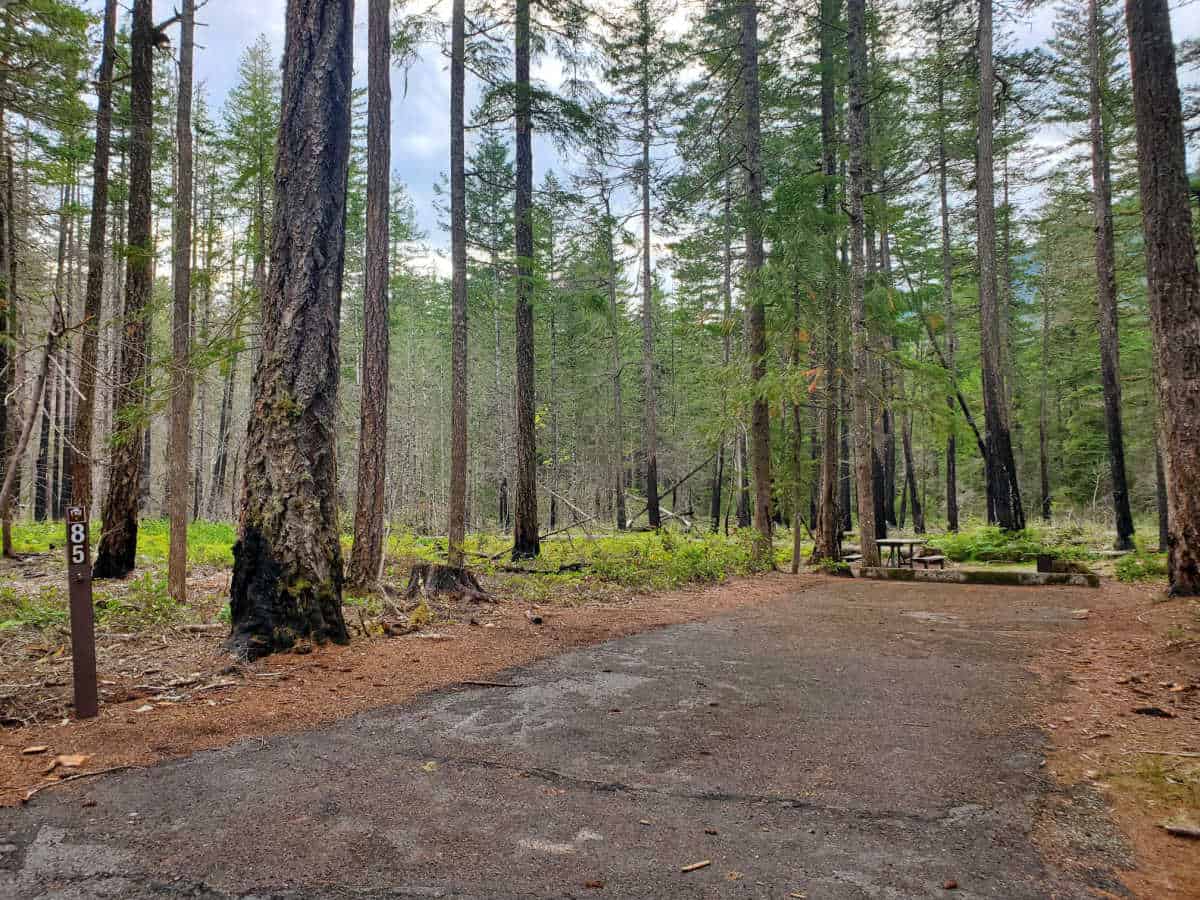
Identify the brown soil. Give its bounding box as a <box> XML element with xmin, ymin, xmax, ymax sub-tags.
<box><xmin>0</xmin><ymin>570</ymin><xmax>817</xmax><ymax>807</ymax></box>
<box><xmin>1030</xmin><ymin>580</ymin><xmax>1200</xmax><ymax>900</ymax></box>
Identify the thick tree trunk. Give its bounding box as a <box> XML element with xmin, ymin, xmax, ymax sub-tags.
<box><xmin>1087</xmin><ymin>0</ymin><xmax>1134</xmax><ymax>551</ymax></box>
<box><xmin>168</xmin><ymin>0</ymin><xmax>195</xmax><ymax>602</ymax></box>
<box><xmin>94</xmin><ymin>0</ymin><xmax>153</xmax><ymax>579</ymax></box>
<box><xmin>976</xmin><ymin>0</ymin><xmax>1024</xmax><ymax>532</ymax></box>
<box><xmin>847</xmin><ymin>0</ymin><xmax>878</xmax><ymax>566</ymax></box>
<box><xmin>447</xmin><ymin>0</ymin><xmax>468</xmax><ymax>567</ymax></box>
<box><xmin>1155</xmin><ymin>438</ymin><xmax>1169</xmax><ymax>553</ymax></box>
<box><xmin>228</xmin><ymin>0</ymin><xmax>354</xmax><ymax>656</ymax></box>
<box><xmin>739</xmin><ymin>0</ymin><xmax>772</xmax><ymax>561</ymax></box>
<box><xmin>512</xmin><ymin>0</ymin><xmax>539</xmax><ymax>559</ymax></box>
<box><xmin>1126</xmin><ymin>0</ymin><xmax>1200</xmax><ymax>594</ymax></box>
<box><xmin>813</xmin><ymin>0</ymin><xmax>840</xmax><ymax>562</ymax></box>
<box><xmin>348</xmin><ymin>0</ymin><xmax>392</xmax><ymax>586</ymax></box>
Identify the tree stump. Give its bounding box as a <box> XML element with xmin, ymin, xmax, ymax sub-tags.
<box><xmin>405</xmin><ymin>563</ymin><xmax>488</xmax><ymax>602</ymax></box>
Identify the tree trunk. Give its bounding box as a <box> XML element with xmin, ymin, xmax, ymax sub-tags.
<box><xmin>447</xmin><ymin>0</ymin><xmax>468</xmax><ymax>567</ymax></box>
<box><xmin>1087</xmin><ymin>0</ymin><xmax>1134</xmax><ymax>550</ymax></box>
<box><xmin>168</xmin><ymin>0</ymin><xmax>196</xmax><ymax>602</ymax></box>
<box><xmin>937</xmin><ymin>45</ymin><xmax>958</xmax><ymax>532</ymax></box>
<box><xmin>813</xmin><ymin>0</ymin><xmax>840</xmax><ymax>562</ymax></box>
<box><xmin>976</xmin><ymin>0</ymin><xmax>1025</xmax><ymax>532</ymax></box>
<box><xmin>94</xmin><ymin>0</ymin><xmax>153</xmax><ymax>579</ymax></box>
<box><xmin>0</xmin><ymin>314</ymin><xmax>61</xmax><ymax>534</ymax></box>
<box><xmin>1125</xmin><ymin>0</ymin><xmax>1200</xmax><ymax>594</ymax></box>
<box><xmin>638</xmin><ymin>10</ymin><xmax>660</xmax><ymax>529</ymax></box>
<box><xmin>901</xmin><ymin>410</ymin><xmax>923</xmax><ymax>533</ymax></box>
<box><xmin>1155</xmin><ymin>437</ymin><xmax>1169</xmax><ymax>552</ymax></box>
<box><xmin>847</xmin><ymin>0</ymin><xmax>878</xmax><ymax>566</ymax></box>
<box><xmin>1039</xmin><ymin>269</ymin><xmax>1052</xmax><ymax>522</ymax></box>
<box><xmin>601</xmin><ymin>187</ymin><xmax>627</xmax><ymax>531</ymax></box>
<box><xmin>1</xmin><ymin>146</ymin><xmax>16</xmax><ymax>555</ymax></box>
<box><xmin>739</xmin><ymin>0</ymin><xmax>771</xmax><ymax>561</ymax></box>
<box><xmin>348</xmin><ymin>0</ymin><xmax>392</xmax><ymax>586</ymax></box>
<box><xmin>228</xmin><ymin>0</ymin><xmax>354</xmax><ymax>656</ymax></box>
<box><xmin>512</xmin><ymin>0</ymin><xmax>539</xmax><ymax>558</ymax></box>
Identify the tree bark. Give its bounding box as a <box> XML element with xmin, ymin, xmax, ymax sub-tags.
<box><xmin>1125</xmin><ymin>0</ymin><xmax>1200</xmax><ymax>594</ymax></box>
<box><xmin>638</xmin><ymin>1</ymin><xmax>660</xmax><ymax>529</ymax></box>
<box><xmin>936</xmin><ymin>25</ymin><xmax>958</xmax><ymax>532</ymax></box>
<box><xmin>348</xmin><ymin>0</ymin><xmax>392</xmax><ymax>586</ymax></box>
<box><xmin>739</xmin><ymin>0</ymin><xmax>772</xmax><ymax>561</ymax></box>
<box><xmin>447</xmin><ymin>0</ymin><xmax>468</xmax><ymax>567</ymax></box>
<box><xmin>71</xmin><ymin>0</ymin><xmax>115</xmax><ymax>515</ymax></box>
<box><xmin>228</xmin><ymin>0</ymin><xmax>354</xmax><ymax>656</ymax></box>
<box><xmin>1087</xmin><ymin>0</ymin><xmax>1134</xmax><ymax>550</ymax></box>
<box><xmin>512</xmin><ymin>0</ymin><xmax>539</xmax><ymax>559</ymax></box>
<box><xmin>94</xmin><ymin>0</ymin><xmax>153</xmax><ymax>578</ymax></box>
<box><xmin>1039</xmin><ymin>268</ymin><xmax>1052</xmax><ymax>522</ymax></box>
<box><xmin>601</xmin><ymin>187</ymin><xmax>627</xmax><ymax>531</ymax></box>
<box><xmin>813</xmin><ymin>0</ymin><xmax>840</xmax><ymax>562</ymax></box>
<box><xmin>847</xmin><ymin>0</ymin><xmax>878</xmax><ymax>566</ymax></box>
<box><xmin>976</xmin><ymin>0</ymin><xmax>1025</xmax><ymax>532</ymax></box>
<box><xmin>168</xmin><ymin>0</ymin><xmax>196</xmax><ymax>602</ymax></box>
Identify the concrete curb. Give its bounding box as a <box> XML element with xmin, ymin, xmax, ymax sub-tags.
<box><xmin>859</xmin><ymin>567</ymin><xmax>1100</xmax><ymax>588</ymax></box>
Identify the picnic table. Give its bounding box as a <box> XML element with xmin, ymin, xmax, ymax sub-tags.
<box><xmin>876</xmin><ymin>537</ymin><xmax>923</xmax><ymax>568</ymax></box>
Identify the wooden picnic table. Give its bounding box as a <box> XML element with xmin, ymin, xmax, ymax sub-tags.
<box><xmin>876</xmin><ymin>537</ymin><xmax>924</xmax><ymax>568</ymax></box>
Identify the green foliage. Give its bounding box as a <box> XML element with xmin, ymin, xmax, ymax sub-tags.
<box><xmin>1115</xmin><ymin>550</ymin><xmax>1168</xmax><ymax>584</ymax></box>
<box><xmin>9</xmin><ymin>520</ymin><xmax>236</xmax><ymax>567</ymax></box>
<box><xmin>94</xmin><ymin>573</ymin><xmax>185</xmax><ymax>630</ymax></box>
<box><xmin>927</xmin><ymin>524</ymin><xmax>1094</xmax><ymax>563</ymax></box>
<box><xmin>0</xmin><ymin>585</ymin><xmax>69</xmax><ymax>632</ymax></box>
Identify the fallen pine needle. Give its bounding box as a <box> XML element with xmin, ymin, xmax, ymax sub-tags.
<box><xmin>681</xmin><ymin>860</ymin><xmax>712</xmax><ymax>873</ymax></box>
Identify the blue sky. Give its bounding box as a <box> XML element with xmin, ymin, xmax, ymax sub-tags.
<box><xmin>182</xmin><ymin>0</ymin><xmax>1200</xmax><ymax>275</ymax></box>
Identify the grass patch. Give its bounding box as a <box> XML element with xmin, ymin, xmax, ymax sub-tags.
<box><xmin>0</xmin><ymin>585</ymin><xmax>69</xmax><ymax>631</ymax></box>
<box><xmin>9</xmin><ymin>519</ymin><xmax>236</xmax><ymax>567</ymax></box>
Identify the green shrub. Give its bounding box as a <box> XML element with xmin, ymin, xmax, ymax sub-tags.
<box><xmin>1115</xmin><ymin>550</ymin><xmax>1168</xmax><ymax>584</ymax></box>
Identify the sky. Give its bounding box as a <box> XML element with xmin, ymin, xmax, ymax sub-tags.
<box><xmin>170</xmin><ymin>0</ymin><xmax>1200</xmax><ymax>276</ymax></box>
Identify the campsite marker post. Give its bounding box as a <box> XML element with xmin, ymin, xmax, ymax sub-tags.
<box><xmin>65</xmin><ymin>506</ymin><xmax>98</xmax><ymax>718</ymax></box>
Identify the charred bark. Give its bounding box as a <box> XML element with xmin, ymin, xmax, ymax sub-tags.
<box><xmin>511</xmin><ymin>0</ymin><xmax>539</xmax><ymax>559</ymax></box>
<box><xmin>228</xmin><ymin>0</ymin><xmax>354</xmax><ymax>655</ymax></box>
<box><xmin>94</xmin><ymin>0</ymin><xmax>154</xmax><ymax>579</ymax></box>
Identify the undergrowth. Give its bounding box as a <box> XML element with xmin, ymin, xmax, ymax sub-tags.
<box><xmin>1115</xmin><ymin>550</ymin><xmax>1168</xmax><ymax>583</ymax></box>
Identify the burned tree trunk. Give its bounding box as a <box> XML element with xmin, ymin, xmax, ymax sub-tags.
<box><xmin>511</xmin><ymin>0</ymin><xmax>539</xmax><ymax>559</ymax></box>
<box><xmin>228</xmin><ymin>0</ymin><xmax>354</xmax><ymax>656</ymax></box>
<box><xmin>1126</xmin><ymin>0</ymin><xmax>1200</xmax><ymax>595</ymax></box>
<box><xmin>739</xmin><ymin>0</ymin><xmax>772</xmax><ymax>563</ymax></box>
<box><xmin>976</xmin><ymin>0</ymin><xmax>1024</xmax><ymax>532</ymax></box>
<box><xmin>70</xmin><ymin>0</ymin><xmax>117</xmax><ymax>514</ymax></box>
<box><xmin>847</xmin><ymin>0</ymin><xmax>878</xmax><ymax>566</ymax></box>
<box><xmin>812</xmin><ymin>0</ymin><xmax>840</xmax><ymax>563</ymax></box>
<box><xmin>94</xmin><ymin>0</ymin><xmax>153</xmax><ymax>579</ymax></box>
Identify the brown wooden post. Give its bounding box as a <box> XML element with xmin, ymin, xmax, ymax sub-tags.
<box><xmin>66</xmin><ymin>506</ymin><xmax>98</xmax><ymax>718</ymax></box>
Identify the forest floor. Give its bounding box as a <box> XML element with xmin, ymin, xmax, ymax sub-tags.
<box><xmin>0</xmin><ymin>531</ymin><xmax>1196</xmax><ymax>896</ymax></box>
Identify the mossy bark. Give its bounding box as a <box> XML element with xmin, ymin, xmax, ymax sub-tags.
<box><xmin>227</xmin><ymin>0</ymin><xmax>353</xmax><ymax>659</ymax></box>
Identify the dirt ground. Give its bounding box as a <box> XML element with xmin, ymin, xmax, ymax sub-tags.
<box><xmin>1030</xmin><ymin>579</ymin><xmax>1200</xmax><ymax>900</ymax></box>
<box><xmin>0</xmin><ymin>569</ymin><xmax>811</xmax><ymax>808</ymax></box>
